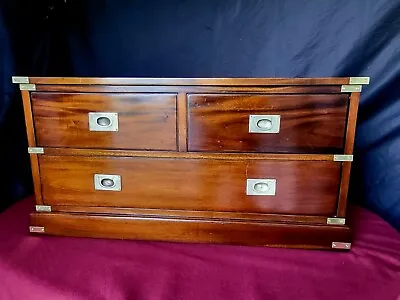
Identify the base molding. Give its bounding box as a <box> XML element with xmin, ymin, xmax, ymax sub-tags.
<box><xmin>31</xmin><ymin>212</ymin><xmax>351</xmax><ymax>250</ymax></box>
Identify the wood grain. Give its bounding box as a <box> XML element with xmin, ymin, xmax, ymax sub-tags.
<box><xmin>28</xmin><ymin>77</ymin><xmax>351</xmax><ymax>86</ymax></box>
<box><xmin>17</xmin><ymin>76</ymin><xmax>362</xmax><ymax>249</ymax></box>
<box><xmin>177</xmin><ymin>93</ymin><xmax>188</xmax><ymax>151</ymax></box>
<box><xmin>29</xmin><ymin>155</ymin><xmax>43</xmax><ymax>205</ymax></box>
<box><xmin>337</xmin><ymin>92</ymin><xmax>360</xmax><ymax>217</ymax></box>
<box><xmin>35</xmin><ymin>85</ymin><xmax>343</xmax><ymax>94</ymax></box>
<box><xmin>31</xmin><ymin>92</ymin><xmax>177</xmax><ymax>150</ymax></box>
<box><xmin>30</xmin><ymin>212</ymin><xmax>352</xmax><ymax>249</ymax></box>
<box><xmin>51</xmin><ymin>205</ymin><xmax>329</xmax><ymax>225</ymax></box>
<box><xmin>43</xmin><ymin>147</ymin><xmax>335</xmax><ymax>161</ymax></box>
<box><xmin>21</xmin><ymin>90</ymin><xmax>43</xmax><ymax>204</ymax></box>
<box><xmin>188</xmin><ymin>94</ymin><xmax>349</xmax><ymax>153</ymax></box>
<box><xmin>337</xmin><ymin>162</ymin><xmax>352</xmax><ymax>217</ymax></box>
<box><xmin>344</xmin><ymin>92</ymin><xmax>360</xmax><ymax>154</ymax></box>
<box><xmin>21</xmin><ymin>90</ymin><xmax>37</xmax><ymax>146</ymax></box>
<box><xmin>39</xmin><ymin>156</ymin><xmax>341</xmax><ymax>216</ymax></box>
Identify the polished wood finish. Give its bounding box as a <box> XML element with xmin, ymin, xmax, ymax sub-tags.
<box><xmin>28</xmin><ymin>155</ymin><xmax>43</xmax><ymax>205</ymax></box>
<box><xmin>21</xmin><ymin>90</ymin><xmax>43</xmax><ymax>204</ymax></box>
<box><xmin>30</xmin><ymin>212</ymin><xmax>352</xmax><ymax>249</ymax></box>
<box><xmin>39</xmin><ymin>156</ymin><xmax>340</xmax><ymax>216</ymax></box>
<box><xmin>31</xmin><ymin>92</ymin><xmax>177</xmax><ymax>150</ymax></box>
<box><xmin>337</xmin><ymin>92</ymin><xmax>360</xmax><ymax>217</ymax></box>
<box><xmin>15</xmin><ymin>76</ymin><xmax>364</xmax><ymax>250</ymax></box>
<box><xmin>177</xmin><ymin>93</ymin><xmax>188</xmax><ymax>151</ymax></box>
<box><xmin>28</xmin><ymin>77</ymin><xmax>352</xmax><ymax>86</ymax></box>
<box><xmin>337</xmin><ymin>162</ymin><xmax>352</xmax><ymax>217</ymax></box>
<box><xmin>21</xmin><ymin>90</ymin><xmax>37</xmax><ymax>146</ymax></box>
<box><xmin>344</xmin><ymin>92</ymin><xmax>361</xmax><ymax>154</ymax></box>
<box><xmin>51</xmin><ymin>205</ymin><xmax>329</xmax><ymax>225</ymax></box>
<box><xmin>43</xmin><ymin>148</ymin><xmax>335</xmax><ymax>161</ymax></box>
<box><xmin>188</xmin><ymin>94</ymin><xmax>348</xmax><ymax>153</ymax></box>
<box><xmin>35</xmin><ymin>85</ymin><xmax>343</xmax><ymax>94</ymax></box>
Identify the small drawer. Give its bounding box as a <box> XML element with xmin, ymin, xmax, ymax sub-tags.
<box><xmin>187</xmin><ymin>94</ymin><xmax>348</xmax><ymax>153</ymax></box>
<box><xmin>31</xmin><ymin>93</ymin><xmax>177</xmax><ymax>150</ymax></box>
<box><xmin>39</xmin><ymin>156</ymin><xmax>341</xmax><ymax>216</ymax></box>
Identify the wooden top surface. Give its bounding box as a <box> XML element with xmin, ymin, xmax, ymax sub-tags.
<box><xmin>13</xmin><ymin>77</ymin><xmax>356</xmax><ymax>86</ymax></box>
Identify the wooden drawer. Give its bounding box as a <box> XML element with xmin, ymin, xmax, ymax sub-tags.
<box><xmin>39</xmin><ymin>156</ymin><xmax>341</xmax><ymax>216</ymax></box>
<box><xmin>31</xmin><ymin>93</ymin><xmax>177</xmax><ymax>150</ymax></box>
<box><xmin>187</xmin><ymin>94</ymin><xmax>348</xmax><ymax>153</ymax></box>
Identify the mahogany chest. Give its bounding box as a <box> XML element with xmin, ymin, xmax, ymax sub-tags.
<box><xmin>13</xmin><ymin>76</ymin><xmax>369</xmax><ymax>250</ymax></box>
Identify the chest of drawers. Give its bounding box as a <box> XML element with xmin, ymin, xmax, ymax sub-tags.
<box><xmin>13</xmin><ymin>76</ymin><xmax>369</xmax><ymax>250</ymax></box>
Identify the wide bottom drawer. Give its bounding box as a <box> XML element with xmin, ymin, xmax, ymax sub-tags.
<box><xmin>39</xmin><ymin>156</ymin><xmax>341</xmax><ymax>216</ymax></box>
<box><xmin>30</xmin><ymin>212</ymin><xmax>352</xmax><ymax>250</ymax></box>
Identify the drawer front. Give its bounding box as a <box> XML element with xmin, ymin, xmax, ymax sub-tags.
<box><xmin>31</xmin><ymin>93</ymin><xmax>177</xmax><ymax>150</ymax></box>
<box><xmin>187</xmin><ymin>94</ymin><xmax>348</xmax><ymax>153</ymax></box>
<box><xmin>39</xmin><ymin>156</ymin><xmax>340</xmax><ymax>216</ymax></box>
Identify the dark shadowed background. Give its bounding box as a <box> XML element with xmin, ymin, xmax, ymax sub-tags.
<box><xmin>1</xmin><ymin>0</ymin><xmax>399</xmax><ymax>229</ymax></box>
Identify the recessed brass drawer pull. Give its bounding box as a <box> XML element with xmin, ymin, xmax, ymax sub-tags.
<box><xmin>88</xmin><ymin>112</ymin><xmax>119</xmax><ymax>132</ymax></box>
<box><xmin>246</xmin><ymin>179</ymin><xmax>277</xmax><ymax>196</ymax></box>
<box><xmin>94</xmin><ymin>174</ymin><xmax>122</xmax><ymax>191</ymax></box>
<box><xmin>249</xmin><ymin>115</ymin><xmax>280</xmax><ymax>133</ymax></box>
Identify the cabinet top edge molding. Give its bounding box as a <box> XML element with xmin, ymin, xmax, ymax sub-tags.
<box><xmin>12</xmin><ymin>76</ymin><xmax>370</xmax><ymax>86</ymax></box>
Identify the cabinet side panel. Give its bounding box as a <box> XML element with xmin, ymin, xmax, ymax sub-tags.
<box><xmin>21</xmin><ymin>90</ymin><xmax>37</xmax><ymax>146</ymax></box>
<box><xmin>337</xmin><ymin>92</ymin><xmax>360</xmax><ymax>217</ymax></box>
<box><xmin>177</xmin><ymin>93</ymin><xmax>188</xmax><ymax>151</ymax></box>
<box><xmin>21</xmin><ymin>90</ymin><xmax>43</xmax><ymax>204</ymax></box>
<box><xmin>344</xmin><ymin>92</ymin><xmax>360</xmax><ymax>154</ymax></box>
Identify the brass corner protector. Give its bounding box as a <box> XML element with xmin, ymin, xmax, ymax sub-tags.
<box><xmin>12</xmin><ymin>76</ymin><xmax>29</xmax><ymax>84</ymax></box>
<box><xmin>333</xmin><ymin>155</ymin><xmax>353</xmax><ymax>162</ymax></box>
<box><xmin>349</xmin><ymin>77</ymin><xmax>370</xmax><ymax>85</ymax></box>
<box><xmin>341</xmin><ymin>85</ymin><xmax>362</xmax><ymax>93</ymax></box>
<box><xmin>19</xmin><ymin>83</ymin><xmax>36</xmax><ymax>91</ymax></box>
<box><xmin>29</xmin><ymin>226</ymin><xmax>45</xmax><ymax>233</ymax></box>
<box><xmin>332</xmin><ymin>242</ymin><xmax>351</xmax><ymax>250</ymax></box>
<box><xmin>327</xmin><ymin>218</ymin><xmax>346</xmax><ymax>225</ymax></box>
<box><xmin>35</xmin><ymin>205</ymin><xmax>51</xmax><ymax>212</ymax></box>
<box><xmin>28</xmin><ymin>147</ymin><xmax>44</xmax><ymax>154</ymax></box>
